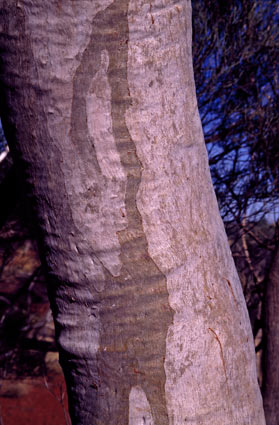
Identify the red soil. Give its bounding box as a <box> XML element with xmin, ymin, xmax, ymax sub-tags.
<box><xmin>0</xmin><ymin>374</ymin><xmax>70</xmax><ymax>425</ymax></box>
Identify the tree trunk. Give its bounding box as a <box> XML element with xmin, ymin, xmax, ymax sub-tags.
<box><xmin>0</xmin><ymin>1</ymin><xmax>265</xmax><ymax>424</ymax></box>
<box><xmin>263</xmin><ymin>242</ymin><xmax>279</xmax><ymax>425</ymax></box>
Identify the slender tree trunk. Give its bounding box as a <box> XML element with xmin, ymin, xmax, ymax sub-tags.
<box><xmin>0</xmin><ymin>1</ymin><xmax>265</xmax><ymax>424</ymax></box>
<box><xmin>263</xmin><ymin>242</ymin><xmax>279</xmax><ymax>425</ymax></box>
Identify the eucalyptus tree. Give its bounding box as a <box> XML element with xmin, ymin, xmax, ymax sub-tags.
<box><xmin>0</xmin><ymin>1</ymin><xmax>265</xmax><ymax>424</ymax></box>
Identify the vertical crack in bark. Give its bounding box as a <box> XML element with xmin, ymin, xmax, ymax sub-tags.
<box><xmin>70</xmin><ymin>1</ymin><xmax>173</xmax><ymax>424</ymax></box>
<box><xmin>208</xmin><ymin>328</ymin><xmax>228</xmax><ymax>383</ymax></box>
<box><xmin>225</xmin><ymin>279</ymin><xmax>237</xmax><ymax>305</ymax></box>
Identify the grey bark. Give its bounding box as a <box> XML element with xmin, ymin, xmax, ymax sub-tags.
<box><xmin>0</xmin><ymin>1</ymin><xmax>265</xmax><ymax>424</ymax></box>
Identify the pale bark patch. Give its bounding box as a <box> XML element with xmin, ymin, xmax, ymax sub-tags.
<box><xmin>55</xmin><ymin>287</ymin><xmax>101</xmax><ymax>358</ymax></box>
<box><xmin>86</xmin><ymin>49</ymin><xmax>125</xmax><ymax>181</ymax></box>
<box><xmin>85</xmin><ymin>48</ymin><xmax>127</xmax><ymax>276</ymax></box>
<box><xmin>129</xmin><ymin>386</ymin><xmax>154</xmax><ymax>425</ymax></box>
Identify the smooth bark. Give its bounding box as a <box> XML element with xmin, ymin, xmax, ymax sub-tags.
<box><xmin>0</xmin><ymin>1</ymin><xmax>265</xmax><ymax>424</ymax></box>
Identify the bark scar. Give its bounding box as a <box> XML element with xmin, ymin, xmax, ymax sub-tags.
<box><xmin>225</xmin><ymin>278</ymin><xmax>237</xmax><ymax>304</ymax></box>
<box><xmin>208</xmin><ymin>328</ymin><xmax>227</xmax><ymax>382</ymax></box>
<box><xmin>149</xmin><ymin>2</ymin><xmax>155</xmax><ymax>24</ymax></box>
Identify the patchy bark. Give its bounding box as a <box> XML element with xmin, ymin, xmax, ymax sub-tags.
<box><xmin>0</xmin><ymin>0</ymin><xmax>265</xmax><ymax>424</ymax></box>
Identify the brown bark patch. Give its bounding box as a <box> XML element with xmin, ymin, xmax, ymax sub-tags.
<box><xmin>68</xmin><ymin>1</ymin><xmax>173</xmax><ymax>424</ymax></box>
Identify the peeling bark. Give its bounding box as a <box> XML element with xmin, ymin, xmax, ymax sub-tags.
<box><xmin>0</xmin><ymin>1</ymin><xmax>265</xmax><ymax>424</ymax></box>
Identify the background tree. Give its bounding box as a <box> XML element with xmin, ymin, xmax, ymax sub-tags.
<box><xmin>0</xmin><ymin>1</ymin><xmax>265</xmax><ymax>424</ymax></box>
<box><xmin>192</xmin><ymin>1</ymin><xmax>279</xmax><ymax>423</ymax></box>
